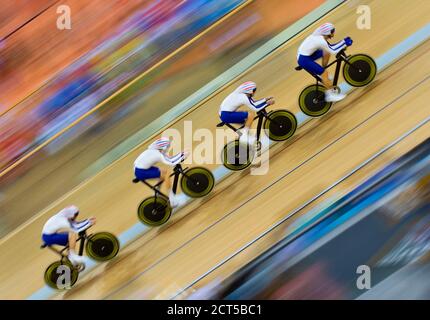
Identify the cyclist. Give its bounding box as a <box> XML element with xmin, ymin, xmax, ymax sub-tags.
<box><xmin>219</xmin><ymin>81</ymin><xmax>274</xmax><ymax>145</ymax></box>
<box><xmin>297</xmin><ymin>22</ymin><xmax>353</xmax><ymax>102</ymax></box>
<box><xmin>134</xmin><ymin>137</ymin><xmax>189</xmax><ymax>207</ymax></box>
<box><xmin>41</xmin><ymin>206</ymin><xmax>95</xmax><ymax>266</ymax></box>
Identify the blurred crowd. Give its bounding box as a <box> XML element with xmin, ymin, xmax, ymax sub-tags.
<box><xmin>0</xmin><ymin>0</ymin><xmax>323</xmax><ymax>237</ymax></box>
<box><xmin>0</xmin><ymin>0</ymin><xmax>244</xmax><ymax>172</ymax></box>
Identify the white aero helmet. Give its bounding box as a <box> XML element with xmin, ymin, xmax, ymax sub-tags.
<box><xmin>149</xmin><ymin>137</ymin><xmax>171</xmax><ymax>152</ymax></box>
<box><xmin>60</xmin><ymin>205</ymin><xmax>80</xmax><ymax>219</ymax></box>
<box><xmin>314</xmin><ymin>22</ymin><xmax>335</xmax><ymax>36</ymax></box>
<box><xmin>237</xmin><ymin>81</ymin><xmax>257</xmax><ymax>95</ymax></box>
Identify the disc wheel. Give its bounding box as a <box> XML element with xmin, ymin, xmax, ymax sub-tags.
<box><xmin>263</xmin><ymin>109</ymin><xmax>297</xmax><ymax>141</ymax></box>
<box><xmin>180</xmin><ymin>167</ymin><xmax>215</xmax><ymax>198</ymax></box>
<box><xmin>298</xmin><ymin>84</ymin><xmax>332</xmax><ymax>117</ymax></box>
<box><xmin>343</xmin><ymin>54</ymin><xmax>377</xmax><ymax>87</ymax></box>
<box><xmin>137</xmin><ymin>196</ymin><xmax>171</xmax><ymax>226</ymax></box>
<box><xmin>44</xmin><ymin>260</ymin><xmax>79</xmax><ymax>290</ymax></box>
<box><xmin>222</xmin><ymin>140</ymin><xmax>255</xmax><ymax>171</ymax></box>
<box><xmin>85</xmin><ymin>232</ymin><xmax>120</xmax><ymax>262</ymax></box>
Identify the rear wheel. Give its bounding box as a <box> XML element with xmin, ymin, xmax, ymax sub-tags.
<box><xmin>298</xmin><ymin>84</ymin><xmax>332</xmax><ymax>117</ymax></box>
<box><xmin>343</xmin><ymin>54</ymin><xmax>377</xmax><ymax>87</ymax></box>
<box><xmin>44</xmin><ymin>260</ymin><xmax>79</xmax><ymax>290</ymax></box>
<box><xmin>137</xmin><ymin>196</ymin><xmax>171</xmax><ymax>226</ymax></box>
<box><xmin>86</xmin><ymin>232</ymin><xmax>120</xmax><ymax>261</ymax></box>
<box><xmin>180</xmin><ymin>167</ymin><xmax>215</xmax><ymax>198</ymax></box>
<box><xmin>222</xmin><ymin>140</ymin><xmax>255</xmax><ymax>171</ymax></box>
<box><xmin>263</xmin><ymin>109</ymin><xmax>297</xmax><ymax>141</ymax></box>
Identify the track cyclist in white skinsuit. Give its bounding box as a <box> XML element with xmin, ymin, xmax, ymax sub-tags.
<box><xmin>41</xmin><ymin>206</ymin><xmax>96</xmax><ymax>267</ymax></box>
<box><xmin>134</xmin><ymin>137</ymin><xmax>189</xmax><ymax>207</ymax></box>
<box><xmin>219</xmin><ymin>81</ymin><xmax>275</xmax><ymax>145</ymax></box>
<box><xmin>297</xmin><ymin>22</ymin><xmax>353</xmax><ymax>102</ymax></box>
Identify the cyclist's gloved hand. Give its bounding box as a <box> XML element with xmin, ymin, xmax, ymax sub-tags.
<box><xmin>266</xmin><ymin>97</ymin><xmax>275</xmax><ymax>105</ymax></box>
<box><xmin>179</xmin><ymin>152</ymin><xmax>185</xmax><ymax>163</ymax></box>
<box><xmin>179</xmin><ymin>151</ymin><xmax>189</xmax><ymax>162</ymax></box>
<box><xmin>183</xmin><ymin>150</ymin><xmax>190</xmax><ymax>160</ymax></box>
<box><xmin>344</xmin><ymin>37</ymin><xmax>353</xmax><ymax>47</ymax></box>
<box><xmin>88</xmin><ymin>217</ymin><xmax>97</xmax><ymax>226</ymax></box>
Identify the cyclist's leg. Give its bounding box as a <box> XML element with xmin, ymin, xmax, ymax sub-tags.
<box><xmin>322</xmin><ymin>50</ymin><xmax>330</xmax><ymax>68</ymax></box>
<box><xmin>220</xmin><ymin>111</ymin><xmax>248</xmax><ymax>125</ymax></box>
<box><xmin>240</xmin><ymin>111</ymin><xmax>256</xmax><ymax>144</ymax></box>
<box><xmin>42</xmin><ymin>232</ymin><xmax>69</xmax><ymax>247</ymax></box>
<box><xmin>321</xmin><ymin>71</ymin><xmax>333</xmax><ymax>89</ymax></box>
<box><xmin>244</xmin><ymin>111</ymin><xmax>255</xmax><ymax>130</ymax></box>
<box><xmin>42</xmin><ymin>232</ymin><xmax>83</xmax><ymax>264</ymax></box>
<box><xmin>298</xmin><ymin>52</ymin><xmax>326</xmax><ymax>86</ymax></box>
<box><xmin>159</xmin><ymin>167</ymin><xmax>171</xmax><ymax>195</ymax></box>
<box><xmin>312</xmin><ymin>50</ymin><xmax>332</xmax><ymax>89</ymax></box>
<box><xmin>220</xmin><ymin>111</ymin><xmax>255</xmax><ymax>144</ymax></box>
<box><xmin>67</xmin><ymin>232</ymin><xmax>86</xmax><ymax>265</ymax></box>
<box><xmin>135</xmin><ymin>166</ymin><xmax>164</xmax><ymax>191</ymax></box>
<box><xmin>68</xmin><ymin>232</ymin><xmax>78</xmax><ymax>253</ymax></box>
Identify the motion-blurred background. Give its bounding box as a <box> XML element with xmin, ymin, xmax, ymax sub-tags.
<box><xmin>0</xmin><ymin>0</ymin><xmax>429</xmax><ymax>300</ymax></box>
<box><xmin>0</xmin><ymin>0</ymin><xmax>322</xmax><ymax>233</ymax></box>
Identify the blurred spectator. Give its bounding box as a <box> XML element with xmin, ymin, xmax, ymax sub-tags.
<box><xmin>0</xmin><ymin>0</ymin><xmax>245</xmax><ymax>172</ymax></box>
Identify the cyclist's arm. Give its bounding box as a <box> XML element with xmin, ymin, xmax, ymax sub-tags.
<box><xmin>160</xmin><ymin>152</ymin><xmax>186</xmax><ymax>166</ymax></box>
<box><xmin>320</xmin><ymin>37</ymin><xmax>346</xmax><ymax>55</ymax></box>
<box><xmin>52</xmin><ymin>218</ymin><xmax>77</xmax><ymax>234</ymax></box>
<box><xmin>242</xmin><ymin>95</ymin><xmax>268</xmax><ymax>112</ymax></box>
<box><xmin>71</xmin><ymin>219</ymin><xmax>92</xmax><ymax>233</ymax></box>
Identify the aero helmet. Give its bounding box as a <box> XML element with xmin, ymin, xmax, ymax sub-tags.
<box><xmin>149</xmin><ymin>137</ymin><xmax>171</xmax><ymax>152</ymax></box>
<box><xmin>314</xmin><ymin>23</ymin><xmax>335</xmax><ymax>36</ymax></box>
<box><xmin>237</xmin><ymin>81</ymin><xmax>257</xmax><ymax>95</ymax></box>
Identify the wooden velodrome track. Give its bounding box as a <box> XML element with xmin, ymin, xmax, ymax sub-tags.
<box><xmin>1</xmin><ymin>0</ymin><xmax>430</xmax><ymax>299</ymax></box>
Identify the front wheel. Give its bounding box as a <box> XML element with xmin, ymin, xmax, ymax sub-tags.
<box><xmin>137</xmin><ymin>196</ymin><xmax>171</xmax><ymax>226</ymax></box>
<box><xmin>263</xmin><ymin>109</ymin><xmax>297</xmax><ymax>141</ymax></box>
<box><xmin>181</xmin><ymin>167</ymin><xmax>215</xmax><ymax>198</ymax></box>
<box><xmin>44</xmin><ymin>260</ymin><xmax>79</xmax><ymax>290</ymax></box>
<box><xmin>85</xmin><ymin>232</ymin><xmax>120</xmax><ymax>262</ymax></box>
<box><xmin>343</xmin><ymin>54</ymin><xmax>377</xmax><ymax>87</ymax></box>
<box><xmin>298</xmin><ymin>84</ymin><xmax>332</xmax><ymax>117</ymax></box>
<box><xmin>222</xmin><ymin>140</ymin><xmax>255</xmax><ymax>171</ymax></box>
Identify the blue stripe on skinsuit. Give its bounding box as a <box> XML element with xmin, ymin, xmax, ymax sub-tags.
<box><xmin>77</xmin><ymin>223</ymin><xmax>90</xmax><ymax>232</ymax></box>
<box><xmin>328</xmin><ymin>40</ymin><xmax>345</xmax><ymax>50</ymax></box>
<box><xmin>74</xmin><ymin>219</ymin><xmax>89</xmax><ymax>227</ymax></box>
<box><xmin>73</xmin><ymin>220</ymin><xmax>90</xmax><ymax>231</ymax></box>
<box><xmin>165</xmin><ymin>153</ymin><xmax>181</xmax><ymax>161</ymax></box>
<box><xmin>166</xmin><ymin>153</ymin><xmax>183</xmax><ymax>163</ymax></box>
<box><xmin>249</xmin><ymin>97</ymin><xmax>266</xmax><ymax>109</ymax></box>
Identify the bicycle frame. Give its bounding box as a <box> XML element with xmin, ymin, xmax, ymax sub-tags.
<box><xmin>316</xmin><ymin>49</ymin><xmax>360</xmax><ymax>87</ymax></box>
<box><xmin>254</xmin><ymin>109</ymin><xmax>267</xmax><ymax>143</ymax></box>
<box><xmin>77</xmin><ymin>231</ymin><xmax>86</xmax><ymax>256</ymax></box>
<box><xmin>170</xmin><ymin>164</ymin><xmax>183</xmax><ymax>195</ymax></box>
<box><xmin>141</xmin><ymin>179</ymin><xmax>168</xmax><ymax>200</ymax></box>
<box><xmin>327</xmin><ymin>50</ymin><xmax>348</xmax><ymax>86</ymax></box>
<box><xmin>43</xmin><ymin>230</ymin><xmax>88</xmax><ymax>259</ymax></box>
<box><xmin>139</xmin><ymin>163</ymin><xmax>194</xmax><ymax>200</ymax></box>
<box><xmin>218</xmin><ymin>107</ymin><xmax>274</xmax><ymax>143</ymax></box>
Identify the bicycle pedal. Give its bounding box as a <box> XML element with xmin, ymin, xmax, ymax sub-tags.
<box><xmin>255</xmin><ymin>141</ymin><xmax>262</xmax><ymax>151</ymax></box>
<box><xmin>75</xmin><ymin>263</ymin><xmax>86</xmax><ymax>272</ymax></box>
